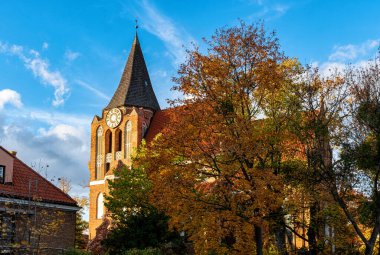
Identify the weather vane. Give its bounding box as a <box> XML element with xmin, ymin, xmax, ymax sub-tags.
<box><xmin>135</xmin><ymin>18</ymin><xmax>139</xmax><ymax>31</ymax></box>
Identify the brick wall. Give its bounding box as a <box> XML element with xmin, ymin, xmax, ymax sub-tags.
<box><xmin>88</xmin><ymin>106</ymin><xmax>154</xmax><ymax>238</ymax></box>
<box><xmin>0</xmin><ymin>202</ymin><xmax>76</xmax><ymax>252</ymax></box>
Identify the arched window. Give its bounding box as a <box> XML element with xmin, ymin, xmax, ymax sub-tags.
<box><xmin>105</xmin><ymin>129</ymin><xmax>112</xmax><ymax>172</ymax></box>
<box><xmin>125</xmin><ymin>121</ymin><xmax>132</xmax><ymax>160</ymax></box>
<box><xmin>95</xmin><ymin>126</ymin><xmax>103</xmax><ymax>179</ymax></box>
<box><xmin>114</xmin><ymin>128</ymin><xmax>122</xmax><ymax>152</ymax></box>
<box><xmin>96</xmin><ymin>193</ymin><xmax>104</xmax><ymax>219</ymax></box>
<box><xmin>105</xmin><ymin>129</ymin><xmax>112</xmax><ymax>154</ymax></box>
<box><xmin>142</xmin><ymin>122</ymin><xmax>148</xmax><ymax>139</ymax></box>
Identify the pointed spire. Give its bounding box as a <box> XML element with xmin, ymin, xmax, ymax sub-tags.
<box><xmin>105</xmin><ymin>33</ymin><xmax>160</xmax><ymax>111</ymax></box>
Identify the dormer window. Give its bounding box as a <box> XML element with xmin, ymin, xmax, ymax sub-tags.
<box><xmin>0</xmin><ymin>165</ymin><xmax>5</xmax><ymax>184</ymax></box>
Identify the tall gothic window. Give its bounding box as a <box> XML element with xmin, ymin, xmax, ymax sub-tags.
<box><xmin>105</xmin><ymin>129</ymin><xmax>112</xmax><ymax>154</ymax></box>
<box><xmin>105</xmin><ymin>129</ymin><xmax>112</xmax><ymax>173</ymax></box>
<box><xmin>96</xmin><ymin>192</ymin><xmax>104</xmax><ymax>219</ymax></box>
<box><xmin>95</xmin><ymin>126</ymin><xmax>103</xmax><ymax>179</ymax></box>
<box><xmin>125</xmin><ymin>121</ymin><xmax>132</xmax><ymax>160</ymax></box>
<box><xmin>114</xmin><ymin>128</ymin><xmax>122</xmax><ymax>152</ymax></box>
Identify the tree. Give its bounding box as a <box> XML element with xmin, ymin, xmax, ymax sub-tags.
<box><xmin>58</xmin><ymin>177</ymin><xmax>89</xmax><ymax>250</ymax></box>
<box><xmin>343</xmin><ymin>55</ymin><xmax>380</xmax><ymax>255</ymax></box>
<box><xmin>73</xmin><ymin>196</ymin><xmax>89</xmax><ymax>249</ymax></box>
<box><xmin>285</xmin><ymin>58</ymin><xmax>380</xmax><ymax>254</ymax></box>
<box><xmin>284</xmin><ymin>66</ymin><xmax>361</xmax><ymax>254</ymax></box>
<box><xmin>104</xmin><ymin>149</ymin><xmax>183</xmax><ymax>254</ymax></box>
<box><xmin>138</xmin><ymin>21</ymin><xmax>300</xmax><ymax>254</ymax></box>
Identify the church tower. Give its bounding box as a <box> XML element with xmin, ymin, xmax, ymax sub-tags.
<box><xmin>88</xmin><ymin>34</ymin><xmax>160</xmax><ymax>238</ymax></box>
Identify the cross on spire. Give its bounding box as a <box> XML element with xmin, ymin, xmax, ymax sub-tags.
<box><xmin>135</xmin><ymin>18</ymin><xmax>139</xmax><ymax>31</ymax></box>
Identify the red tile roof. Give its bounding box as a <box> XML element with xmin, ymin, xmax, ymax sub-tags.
<box><xmin>145</xmin><ymin>108</ymin><xmax>173</xmax><ymax>143</ymax></box>
<box><xmin>0</xmin><ymin>146</ymin><xmax>77</xmax><ymax>206</ymax></box>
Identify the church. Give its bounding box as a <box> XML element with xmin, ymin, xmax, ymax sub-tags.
<box><xmin>88</xmin><ymin>33</ymin><xmax>167</xmax><ymax>238</ymax></box>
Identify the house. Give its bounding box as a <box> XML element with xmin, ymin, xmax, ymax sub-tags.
<box><xmin>0</xmin><ymin>146</ymin><xmax>79</xmax><ymax>254</ymax></box>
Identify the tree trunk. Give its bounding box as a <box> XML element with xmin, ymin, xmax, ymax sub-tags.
<box><xmin>308</xmin><ymin>202</ymin><xmax>318</xmax><ymax>255</ymax></box>
<box><xmin>274</xmin><ymin>224</ymin><xmax>287</xmax><ymax>255</ymax></box>
<box><xmin>254</xmin><ymin>224</ymin><xmax>263</xmax><ymax>255</ymax></box>
<box><xmin>365</xmin><ymin>243</ymin><xmax>375</xmax><ymax>255</ymax></box>
<box><xmin>270</xmin><ymin>210</ymin><xmax>288</xmax><ymax>255</ymax></box>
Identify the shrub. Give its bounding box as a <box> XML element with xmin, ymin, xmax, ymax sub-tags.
<box><xmin>122</xmin><ymin>247</ymin><xmax>163</xmax><ymax>255</ymax></box>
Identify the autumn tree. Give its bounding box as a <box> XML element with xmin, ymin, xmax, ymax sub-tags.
<box><xmin>342</xmin><ymin>55</ymin><xmax>380</xmax><ymax>255</ymax></box>
<box><xmin>279</xmin><ymin>67</ymin><xmax>350</xmax><ymax>254</ymax></box>
<box><xmin>138</xmin><ymin>21</ymin><xmax>300</xmax><ymax>254</ymax></box>
<box><xmin>284</xmin><ymin>56</ymin><xmax>380</xmax><ymax>255</ymax></box>
<box><xmin>104</xmin><ymin>148</ymin><xmax>184</xmax><ymax>254</ymax></box>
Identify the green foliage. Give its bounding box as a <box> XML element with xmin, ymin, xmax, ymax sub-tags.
<box><xmin>122</xmin><ymin>247</ymin><xmax>163</xmax><ymax>255</ymax></box>
<box><xmin>75</xmin><ymin>211</ymin><xmax>89</xmax><ymax>249</ymax></box>
<box><xmin>104</xmin><ymin>161</ymin><xmax>184</xmax><ymax>254</ymax></box>
<box><xmin>102</xmin><ymin>209</ymin><xmax>182</xmax><ymax>254</ymax></box>
<box><xmin>356</xmin><ymin>101</ymin><xmax>380</xmax><ymax>132</ymax></box>
<box><xmin>105</xmin><ymin>164</ymin><xmax>153</xmax><ymax>222</ymax></box>
<box><xmin>358</xmin><ymin>200</ymin><xmax>375</xmax><ymax>226</ymax></box>
<box><xmin>355</xmin><ymin>135</ymin><xmax>379</xmax><ymax>173</ymax></box>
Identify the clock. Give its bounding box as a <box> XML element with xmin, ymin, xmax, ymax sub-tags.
<box><xmin>106</xmin><ymin>108</ymin><xmax>122</xmax><ymax>128</ymax></box>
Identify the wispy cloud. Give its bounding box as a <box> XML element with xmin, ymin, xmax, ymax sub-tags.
<box><xmin>248</xmin><ymin>2</ymin><xmax>290</xmax><ymax>20</ymax></box>
<box><xmin>0</xmin><ymin>41</ymin><xmax>69</xmax><ymax>106</ymax></box>
<box><xmin>64</xmin><ymin>49</ymin><xmax>81</xmax><ymax>62</ymax></box>
<box><xmin>76</xmin><ymin>80</ymin><xmax>110</xmax><ymax>101</ymax></box>
<box><xmin>0</xmin><ymin>89</ymin><xmax>23</xmax><ymax>110</ymax></box>
<box><xmin>312</xmin><ymin>39</ymin><xmax>380</xmax><ymax>77</ymax></box>
<box><xmin>42</xmin><ymin>42</ymin><xmax>49</xmax><ymax>50</ymax></box>
<box><xmin>132</xmin><ymin>0</ymin><xmax>194</xmax><ymax>66</ymax></box>
<box><xmin>329</xmin><ymin>39</ymin><xmax>380</xmax><ymax>62</ymax></box>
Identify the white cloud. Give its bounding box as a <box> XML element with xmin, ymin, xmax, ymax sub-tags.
<box><xmin>0</xmin><ymin>108</ymin><xmax>91</xmax><ymax>203</ymax></box>
<box><xmin>329</xmin><ymin>39</ymin><xmax>380</xmax><ymax>62</ymax></box>
<box><xmin>26</xmin><ymin>109</ymin><xmax>91</xmax><ymax>127</ymax></box>
<box><xmin>64</xmin><ymin>49</ymin><xmax>80</xmax><ymax>62</ymax></box>
<box><xmin>311</xmin><ymin>61</ymin><xmax>346</xmax><ymax>77</ymax></box>
<box><xmin>312</xmin><ymin>39</ymin><xmax>380</xmax><ymax>77</ymax></box>
<box><xmin>0</xmin><ymin>41</ymin><xmax>69</xmax><ymax>106</ymax></box>
<box><xmin>135</xmin><ymin>0</ymin><xmax>194</xmax><ymax>66</ymax></box>
<box><xmin>42</xmin><ymin>42</ymin><xmax>49</xmax><ymax>50</ymax></box>
<box><xmin>273</xmin><ymin>4</ymin><xmax>289</xmax><ymax>15</ymax></box>
<box><xmin>248</xmin><ymin>2</ymin><xmax>290</xmax><ymax>20</ymax></box>
<box><xmin>0</xmin><ymin>89</ymin><xmax>23</xmax><ymax>110</ymax></box>
<box><xmin>76</xmin><ymin>80</ymin><xmax>110</xmax><ymax>101</ymax></box>
<box><xmin>39</xmin><ymin>124</ymin><xmax>86</xmax><ymax>142</ymax></box>
<box><xmin>25</xmin><ymin>57</ymin><xmax>69</xmax><ymax>106</ymax></box>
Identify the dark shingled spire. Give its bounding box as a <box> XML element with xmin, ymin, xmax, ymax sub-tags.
<box><xmin>105</xmin><ymin>34</ymin><xmax>160</xmax><ymax>111</ymax></box>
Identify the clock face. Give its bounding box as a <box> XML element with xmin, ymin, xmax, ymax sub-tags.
<box><xmin>106</xmin><ymin>108</ymin><xmax>122</xmax><ymax>128</ymax></box>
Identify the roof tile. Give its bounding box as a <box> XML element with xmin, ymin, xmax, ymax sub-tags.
<box><xmin>105</xmin><ymin>34</ymin><xmax>160</xmax><ymax>111</ymax></box>
<box><xmin>0</xmin><ymin>147</ymin><xmax>77</xmax><ymax>206</ymax></box>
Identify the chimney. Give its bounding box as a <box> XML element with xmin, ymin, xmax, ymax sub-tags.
<box><xmin>10</xmin><ymin>151</ymin><xmax>17</xmax><ymax>156</ymax></box>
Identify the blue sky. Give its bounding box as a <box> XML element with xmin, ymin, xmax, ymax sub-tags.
<box><xmin>0</xmin><ymin>0</ymin><xmax>379</xmax><ymax>209</ymax></box>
